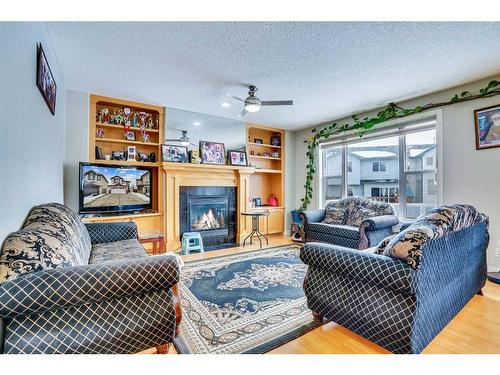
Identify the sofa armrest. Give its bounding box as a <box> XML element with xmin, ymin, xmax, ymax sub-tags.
<box><xmin>361</xmin><ymin>215</ymin><xmax>399</xmax><ymax>231</ymax></box>
<box><xmin>299</xmin><ymin>209</ymin><xmax>326</xmax><ymax>224</ymax></box>
<box><xmin>85</xmin><ymin>222</ymin><xmax>138</xmax><ymax>244</ymax></box>
<box><xmin>300</xmin><ymin>242</ymin><xmax>415</xmax><ymax>294</ymax></box>
<box><xmin>0</xmin><ymin>255</ymin><xmax>180</xmax><ymax>319</ymax></box>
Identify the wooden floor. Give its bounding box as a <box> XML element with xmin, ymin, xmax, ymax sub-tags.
<box><xmin>144</xmin><ymin>235</ymin><xmax>500</xmax><ymax>354</ymax></box>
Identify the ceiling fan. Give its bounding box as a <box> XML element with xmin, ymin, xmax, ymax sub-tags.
<box><xmin>165</xmin><ymin>130</ymin><xmax>196</xmax><ymax>146</ymax></box>
<box><xmin>231</xmin><ymin>85</ymin><xmax>293</xmax><ymax>116</ymax></box>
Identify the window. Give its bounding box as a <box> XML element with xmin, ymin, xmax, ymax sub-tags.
<box><xmin>97</xmin><ymin>175</ymin><xmax>101</xmax><ymax>181</ymax></box>
<box><xmin>321</xmin><ymin>121</ymin><xmax>438</xmax><ymax>220</ymax></box>
<box><xmin>322</xmin><ymin>146</ymin><xmax>342</xmax><ymax>201</ymax></box>
<box><xmin>372</xmin><ymin>161</ymin><xmax>386</xmax><ymax>172</ymax></box>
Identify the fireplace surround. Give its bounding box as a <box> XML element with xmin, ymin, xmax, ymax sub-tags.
<box><xmin>180</xmin><ymin>186</ymin><xmax>237</xmax><ymax>250</ymax></box>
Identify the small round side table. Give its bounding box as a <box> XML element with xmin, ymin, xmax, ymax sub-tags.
<box><xmin>241</xmin><ymin>210</ymin><xmax>270</xmax><ymax>249</ymax></box>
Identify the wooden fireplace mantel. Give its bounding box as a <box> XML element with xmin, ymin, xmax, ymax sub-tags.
<box><xmin>162</xmin><ymin>162</ymin><xmax>256</xmax><ymax>250</ymax></box>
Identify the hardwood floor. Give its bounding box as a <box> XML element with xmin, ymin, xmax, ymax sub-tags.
<box><xmin>144</xmin><ymin>235</ymin><xmax>500</xmax><ymax>354</ymax></box>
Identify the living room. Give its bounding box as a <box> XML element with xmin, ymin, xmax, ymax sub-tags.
<box><xmin>1</xmin><ymin>2</ymin><xmax>500</xmax><ymax>371</ymax></box>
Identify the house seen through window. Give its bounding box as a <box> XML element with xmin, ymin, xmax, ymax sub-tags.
<box><xmin>321</xmin><ymin>124</ymin><xmax>438</xmax><ymax>220</ymax></box>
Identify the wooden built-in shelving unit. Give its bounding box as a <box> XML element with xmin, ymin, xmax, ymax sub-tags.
<box><xmin>246</xmin><ymin>123</ymin><xmax>285</xmax><ymax>235</ymax></box>
<box><xmin>83</xmin><ymin>95</ymin><xmax>166</xmax><ymax>251</ymax></box>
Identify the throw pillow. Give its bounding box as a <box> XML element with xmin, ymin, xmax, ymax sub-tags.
<box><xmin>0</xmin><ymin>229</ymin><xmax>75</xmax><ymax>283</ymax></box>
<box><xmin>323</xmin><ymin>207</ymin><xmax>345</xmax><ymax>225</ymax></box>
<box><xmin>348</xmin><ymin>207</ymin><xmax>377</xmax><ymax>227</ymax></box>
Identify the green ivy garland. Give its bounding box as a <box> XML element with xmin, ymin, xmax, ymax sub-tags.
<box><xmin>299</xmin><ymin>80</ymin><xmax>500</xmax><ymax>211</ymax></box>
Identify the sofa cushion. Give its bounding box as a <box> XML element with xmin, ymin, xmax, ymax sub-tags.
<box><xmin>346</xmin><ymin>207</ymin><xmax>378</xmax><ymax>226</ymax></box>
<box><xmin>323</xmin><ymin>206</ymin><xmax>346</xmax><ymax>225</ymax></box>
<box><xmin>22</xmin><ymin>203</ymin><xmax>91</xmax><ymax>265</ymax></box>
<box><xmin>0</xmin><ymin>203</ymin><xmax>92</xmax><ymax>283</ymax></box>
<box><xmin>0</xmin><ymin>229</ymin><xmax>76</xmax><ymax>282</ymax></box>
<box><xmin>307</xmin><ymin>223</ymin><xmax>360</xmax><ymax>240</ymax></box>
<box><xmin>381</xmin><ymin>204</ymin><xmax>488</xmax><ymax>270</ymax></box>
<box><xmin>89</xmin><ymin>239</ymin><xmax>148</xmax><ymax>264</ymax></box>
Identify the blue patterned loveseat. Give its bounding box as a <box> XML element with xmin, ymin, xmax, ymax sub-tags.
<box><xmin>300</xmin><ymin>204</ymin><xmax>489</xmax><ymax>354</ymax></box>
<box><xmin>300</xmin><ymin>197</ymin><xmax>399</xmax><ymax>249</ymax></box>
<box><xmin>0</xmin><ymin>203</ymin><xmax>181</xmax><ymax>354</ymax></box>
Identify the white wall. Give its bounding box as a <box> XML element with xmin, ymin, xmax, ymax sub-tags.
<box><xmin>284</xmin><ymin>130</ymin><xmax>296</xmax><ymax>233</ymax></box>
<box><xmin>64</xmin><ymin>90</ymin><xmax>89</xmax><ymax>211</ymax></box>
<box><xmin>294</xmin><ymin>75</ymin><xmax>500</xmax><ymax>271</ymax></box>
<box><xmin>0</xmin><ymin>22</ymin><xmax>66</xmax><ymax>242</ymax></box>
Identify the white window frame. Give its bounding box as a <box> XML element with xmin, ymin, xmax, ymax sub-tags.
<box><xmin>318</xmin><ymin>110</ymin><xmax>443</xmax><ymax>220</ymax></box>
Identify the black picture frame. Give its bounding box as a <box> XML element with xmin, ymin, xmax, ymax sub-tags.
<box><xmin>254</xmin><ymin>138</ymin><xmax>263</xmax><ymax>144</ymax></box>
<box><xmin>474</xmin><ymin>104</ymin><xmax>500</xmax><ymax>150</ymax></box>
<box><xmin>228</xmin><ymin>150</ymin><xmax>248</xmax><ymax>166</ymax></box>
<box><xmin>161</xmin><ymin>144</ymin><xmax>189</xmax><ymax>163</ymax></box>
<box><xmin>36</xmin><ymin>43</ymin><xmax>57</xmax><ymax>115</ymax></box>
<box><xmin>270</xmin><ymin>135</ymin><xmax>281</xmax><ymax>146</ymax></box>
<box><xmin>199</xmin><ymin>140</ymin><xmax>226</xmax><ymax>165</ymax></box>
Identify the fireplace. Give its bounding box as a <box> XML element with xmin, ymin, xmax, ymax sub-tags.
<box><xmin>189</xmin><ymin>197</ymin><xmax>228</xmax><ymax>231</ymax></box>
<box><xmin>179</xmin><ymin>186</ymin><xmax>237</xmax><ymax>251</ymax></box>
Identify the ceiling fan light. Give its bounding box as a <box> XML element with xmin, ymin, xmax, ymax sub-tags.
<box><xmin>244</xmin><ymin>102</ymin><xmax>260</xmax><ymax>113</ymax></box>
<box><xmin>180</xmin><ymin>140</ymin><xmax>190</xmax><ymax>146</ymax></box>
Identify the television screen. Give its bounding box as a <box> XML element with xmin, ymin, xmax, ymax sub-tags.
<box><xmin>79</xmin><ymin>162</ymin><xmax>153</xmax><ymax>213</ymax></box>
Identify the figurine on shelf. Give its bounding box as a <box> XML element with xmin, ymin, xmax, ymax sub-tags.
<box><xmin>101</xmin><ymin>108</ymin><xmax>109</xmax><ymax>123</ymax></box>
<box><xmin>153</xmin><ymin>115</ymin><xmax>159</xmax><ymax>130</ymax></box>
<box><xmin>142</xmin><ymin>133</ymin><xmax>150</xmax><ymax>143</ymax></box>
<box><xmin>132</xmin><ymin>112</ymin><xmax>138</xmax><ymax>128</ymax></box>
<box><xmin>96</xmin><ymin>129</ymin><xmax>105</xmax><ymax>138</ymax></box>
<box><xmin>123</xmin><ymin>107</ymin><xmax>132</xmax><ymax>127</ymax></box>
<box><xmin>146</xmin><ymin>116</ymin><xmax>154</xmax><ymax>129</ymax></box>
<box><xmin>96</xmin><ymin>108</ymin><xmax>103</xmax><ymax>123</ymax></box>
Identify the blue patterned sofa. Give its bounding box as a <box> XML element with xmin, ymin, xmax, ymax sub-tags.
<box><xmin>300</xmin><ymin>204</ymin><xmax>489</xmax><ymax>353</ymax></box>
<box><xmin>300</xmin><ymin>197</ymin><xmax>399</xmax><ymax>249</ymax></box>
<box><xmin>0</xmin><ymin>203</ymin><xmax>181</xmax><ymax>354</ymax></box>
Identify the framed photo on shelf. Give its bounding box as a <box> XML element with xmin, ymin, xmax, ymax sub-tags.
<box><xmin>270</xmin><ymin>135</ymin><xmax>281</xmax><ymax>146</ymax></box>
<box><xmin>474</xmin><ymin>104</ymin><xmax>500</xmax><ymax>150</ymax></box>
<box><xmin>199</xmin><ymin>141</ymin><xmax>226</xmax><ymax>165</ymax></box>
<box><xmin>125</xmin><ymin>131</ymin><xmax>136</xmax><ymax>141</ymax></box>
<box><xmin>36</xmin><ymin>43</ymin><xmax>57</xmax><ymax>115</ymax></box>
<box><xmin>162</xmin><ymin>144</ymin><xmax>189</xmax><ymax>163</ymax></box>
<box><xmin>254</xmin><ymin>138</ymin><xmax>263</xmax><ymax>144</ymax></box>
<box><xmin>228</xmin><ymin>150</ymin><xmax>248</xmax><ymax>166</ymax></box>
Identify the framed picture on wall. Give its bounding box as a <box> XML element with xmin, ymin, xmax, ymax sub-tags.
<box><xmin>228</xmin><ymin>150</ymin><xmax>248</xmax><ymax>166</ymax></box>
<box><xmin>474</xmin><ymin>104</ymin><xmax>500</xmax><ymax>150</ymax></box>
<box><xmin>199</xmin><ymin>141</ymin><xmax>226</xmax><ymax>165</ymax></box>
<box><xmin>36</xmin><ymin>43</ymin><xmax>57</xmax><ymax>115</ymax></box>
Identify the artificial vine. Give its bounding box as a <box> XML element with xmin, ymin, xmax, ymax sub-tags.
<box><xmin>299</xmin><ymin>79</ymin><xmax>500</xmax><ymax>211</ymax></box>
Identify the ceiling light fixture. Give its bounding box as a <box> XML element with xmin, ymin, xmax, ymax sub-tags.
<box><xmin>221</xmin><ymin>102</ymin><xmax>230</xmax><ymax>108</ymax></box>
<box><xmin>193</xmin><ymin>121</ymin><xmax>201</xmax><ymax>126</ymax></box>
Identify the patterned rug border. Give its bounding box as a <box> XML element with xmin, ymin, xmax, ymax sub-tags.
<box><xmin>174</xmin><ymin>320</ymin><xmax>321</xmax><ymax>354</ymax></box>
<box><xmin>174</xmin><ymin>243</ymin><xmax>315</xmax><ymax>354</ymax></box>
<box><xmin>181</xmin><ymin>243</ymin><xmax>303</xmax><ymax>266</ymax></box>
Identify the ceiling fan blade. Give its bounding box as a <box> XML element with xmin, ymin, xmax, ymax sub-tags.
<box><xmin>240</xmin><ymin>109</ymin><xmax>248</xmax><ymax>117</ymax></box>
<box><xmin>260</xmin><ymin>100</ymin><xmax>294</xmax><ymax>106</ymax></box>
<box><xmin>190</xmin><ymin>142</ymin><xmax>197</xmax><ymax>147</ymax></box>
<box><xmin>164</xmin><ymin>139</ymin><xmax>181</xmax><ymax>142</ymax></box>
<box><xmin>231</xmin><ymin>95</ymin><xmax>245</xmax><ymax>102</ymax></box>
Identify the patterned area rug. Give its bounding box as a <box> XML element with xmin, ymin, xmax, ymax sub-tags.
<box><xmin>174</xmin><ymin>245</ymin><xmax>317</xmax><ymax>354</ymax></box>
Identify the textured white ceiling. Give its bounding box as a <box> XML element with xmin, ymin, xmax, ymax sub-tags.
<box><xmin>47</xmin><ymin>22</ymin><xmax>500</xmax><ymax>130</ymax></box>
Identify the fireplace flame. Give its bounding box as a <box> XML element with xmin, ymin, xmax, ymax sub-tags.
<box><xmin>192</xmin><ymin>208</ymin><xmax>224</xmax><ymax>230</ymax></box>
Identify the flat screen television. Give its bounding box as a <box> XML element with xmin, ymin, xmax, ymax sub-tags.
<box><xmin>79</xmin><ymin>162</ymin><xmax>153</xmax><ymax>214</ymax></box>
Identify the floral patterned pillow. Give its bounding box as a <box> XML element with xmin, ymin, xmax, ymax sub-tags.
<box><xmin>323</xmin><ymin>207</ymin><xmax>345</xmax><ymax>225</ymax></box>
<box><xmin>0</xmin><ymin>229</ymin><xmax>76</xmax><ymax>283</ymax></box>
<box><xmin>347</xmin><ymin>207</ymin><xmax>377</xmax><ymax>227</ymax></box>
